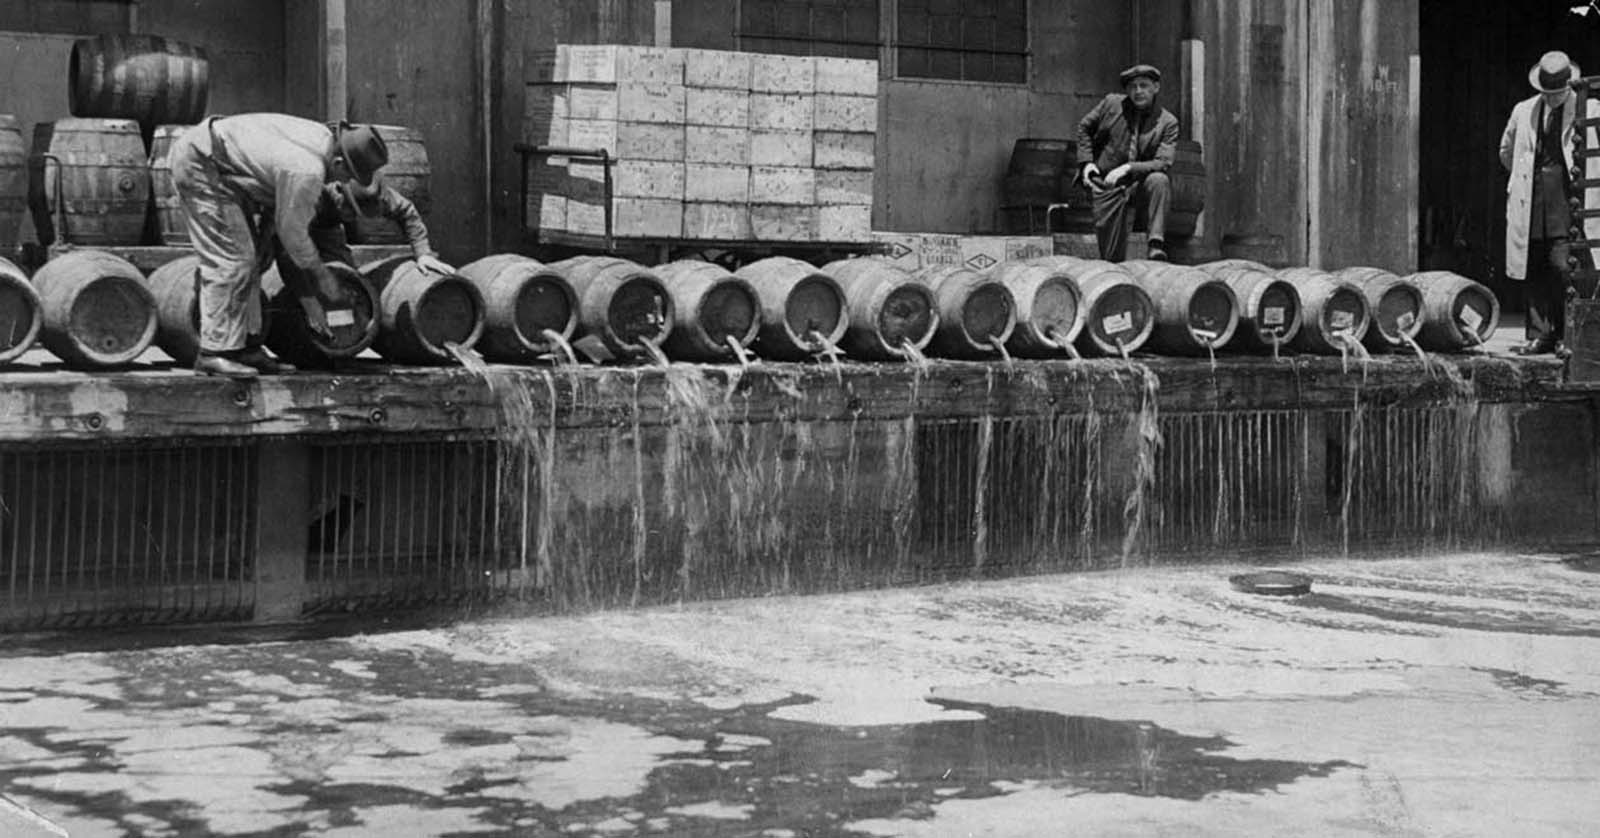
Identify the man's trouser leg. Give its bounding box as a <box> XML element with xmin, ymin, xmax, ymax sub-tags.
<box><xmin>169</xmin><ymin>136</ymin><xmax>262</xmax><ymax>355</ymax></box>
<box><xmin>1525</xmin><ymin>237</ymin><xmax>1569</xmax><ymax>344</ymax></box>
<box><xmin>1137</xmin><ymin>171</ymin><xmax>1171</xmax><ymax>246</ymax></box>
<box><xmin>1091</xmin><ymin>184</ymin><xmax>1132</xmax><ymax>262</ymax></box>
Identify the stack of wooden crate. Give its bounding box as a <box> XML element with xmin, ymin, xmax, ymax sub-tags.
<box><xmin>524</xmin><ymin>45</ymin><xmax>877</xmax><ymax>243</ymax></box>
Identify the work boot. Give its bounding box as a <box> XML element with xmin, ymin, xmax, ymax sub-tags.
<box><xmin>236</xmin><ymin>346</ymin><xmax>297</xmax><ymax>374</ymax></box>
<box><xmin>194</xmin><ymin>352</ymin><xmax>259</xmax><ymax>379</ymax></box>
<box><xmin>1147</xmin><ymin>239</ymin><xmax>1169</xmax><ymax>262</ymax></box>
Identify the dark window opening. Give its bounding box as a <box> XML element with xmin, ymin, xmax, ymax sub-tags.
<box><xmin>896</xmin><ymin>0</ymin><xmax>1026</xmax><ymax>83</ymax></box>
<box><xmin>740</xmin><ymin>0</ymin><xmax>881</xmax><ymax>60</ymax></box>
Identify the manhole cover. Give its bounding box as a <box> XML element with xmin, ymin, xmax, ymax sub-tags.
<box><xmin>1229</xmin><ymin>571</ymin><xmax>1313</xmax><ymax>596</ymax></box>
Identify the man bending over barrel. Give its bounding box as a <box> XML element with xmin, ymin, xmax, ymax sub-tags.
<box><xmin>297</xmin><ymin>175</ymin><xmax>454</xmax><ymax>275</ymax></box>
<box><xmin>1076</xmin><ymin>63</ymin><xmax>1180</xmax><ymax>262</ymax></box>
<box><xmin>168</xmin><ymin>114</ymin><xmax>389</xmax><ymax>377</ymax></box>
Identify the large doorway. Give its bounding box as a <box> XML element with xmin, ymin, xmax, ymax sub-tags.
<box><xmin>1419</xmin><ymin>0</ymin><xmax>1600</xmax><ymax>312</ymax></box>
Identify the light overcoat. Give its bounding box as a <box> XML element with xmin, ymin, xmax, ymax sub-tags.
<box><xmin>1500</xmin><ymin>93</ymin><xmax>1600</xmax><ymax>279</ymax></box>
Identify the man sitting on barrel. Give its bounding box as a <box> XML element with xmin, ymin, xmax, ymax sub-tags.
<box><xmin>1075</xmin><ymin>63</ymin><xmax>1180</xmax><ymax>263</ymax></box>
<box><xmin>168</xmin><ymin>114</ymin><xmax>389</xmax><ymax>377</ymax></box>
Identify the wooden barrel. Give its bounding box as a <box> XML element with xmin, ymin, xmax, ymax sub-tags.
<box><xmin>0</xmin><ymin>115</ymin><xmax>26</xmax><ymax>249</ymax></box>
<box><xmin>819</xmin><ymin>257</ymin><xmax>936</xmax><ymax>361</ymax></box>
<box><xmin>69</xmin><ymin>34</ymin><xmax>209</xmax><ymax>127</ymax></box>
<box><xmin>656</xmin><ymin>260</ymin><xmax>762</xmax><ymax>362</ymax></box>
<box><xmin>552</xmin><ymin>255</ymin><xmax>673</xmax><ymax>358</ymax></box>
<box><xmin>148</xmin><ymin>124</ymin><xmax>193</xmax><ymax>245</ymax></box>
<box><xmin>1028</xmin><ymin>257</ymin><xmax>1154</xmax><ymax>356</ymax></box>
<box><xmin>990</xmin><ymin>259</ymin><xmax>1086</xmax><ymax>356</ymax></box>
<box><xmin>262</xmin><ymin>261</ymin><xmax>380</xmax><ymax>366</ymax></box>
<box><xmin>1123</xmin><ymin>260</ymin><xmax>1239</xmax><ymax>355</ymax></box>
<box><xmin>145</xmin><ymin>254</ymin><xmax>276</xmax><ymax>366</ymax></box>
<box><xmin>735</xmin><ymin>256</ymin><xmax>847</xmax><ymax>361</ymax></box>
<box><xmin>0</xmin><ymin>256</ymin><xmax>43</xmax><ymax>363</ymax></box>
<box><xmin>1197</xmin><ymin>260</ymin><xmax>1302</xmax><ymax>352</ymax></box>
<box><xmin>31</xmin><ymin>249</ymin><xmax>156</xmax><ymax>367</ymax></box>
<box><xmin>359</xmin><ymin>256</ymin><xmax>486</xmax><ymax>364</ymax></box>
<box><xmin>28</xmin><ymin>119</ymin><xmax>151</xmax><ymax>247</ymax></box>
<box><xmin>1164</xmin><ymin>140</ymin><xmax>1206</xmax><ymax>239</ymax></box>
<box><xmin>913</xmin><ymin>265</ymin><xmax>1016</xmax><ymax>359</ymax></box>
<box><xmin>1276</xmin><ymin>267</ymin><xmax>1370</xmax><ymax>355</ymax></box>
<box><xmin>1336</xmin><ymin>267</ymin><xmax>1423</xmax><ymax>352</ymax></box>
<box><xmin>1220</xmin><ymin>234</ymin><xmax>1288</xmax><ymax>268</ymax></box>
<box><xmin>1408</xmin><ymin>271</ymin><xmax>1501</xmax><ymax>352</ymax></box>
<box><xmin>457</xmin><ymin>253</ymin><xmax>579</xmax><ymax>363</ymax></box>
<box><xmin>352</xmin><ymin>125</ymin><xmax>431</xmax><ymax>245</ymax></box>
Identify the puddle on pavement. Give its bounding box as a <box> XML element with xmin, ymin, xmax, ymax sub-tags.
<box><xmin>1288</xmin><ymin>592</ymin><xmax>1600</xmax><ymax>638</ymax></box>
<box><xmin>0</xmin><ymin>641</ymin><xmax>1355</xmax><ymax>837</ymax></box>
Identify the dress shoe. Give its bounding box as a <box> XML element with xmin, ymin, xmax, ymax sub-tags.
<box><xmin>1147</xmin><ymin>240</ymin><xmax>1169</xmax><ymax>262</ymax></box>
<box><xmin>194</xmin><ymin>353</ymin><xmax>259</xmax><ymax>378</ymax></box>
<box><xmin>1511</xmin><ymin>338</ymin><xmax>1558</xmax><ymax>356</ymax></box>
<box><xmin>236</xmin><ymin>347</ymin><xmax>297</xmax><ymax>374</ymax></box>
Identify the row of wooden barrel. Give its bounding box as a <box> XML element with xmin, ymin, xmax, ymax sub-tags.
<box><xmin>0</xmin><ymin>117</ymin><xmax>432</xmax><ymax>248</ymax></box>
<box><xmin>0</xmin><ymin>248</ymin><xmax>1500</xmax><ymax>371</ymax></box>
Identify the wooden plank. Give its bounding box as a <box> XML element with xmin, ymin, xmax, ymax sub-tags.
<box><xmin>0</xmin><ymin>356</ymin><xmax>1568</xmax><ymax>443</ymax></box>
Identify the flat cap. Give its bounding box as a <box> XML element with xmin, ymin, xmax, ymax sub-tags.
<box><xmin>1119</xmin><ymin>63</ymin><xmax>1162</xmax><ymax>85</ymax></box>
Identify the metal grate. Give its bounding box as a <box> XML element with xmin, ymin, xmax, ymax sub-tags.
<box><xmin>303</xmin><ymin>437</ymin><xmax>507</xmax><ymax>614</ymax></box>
<box><xmin>0</xmin><ymin>440</ymin><xmax>256</xmax><ymax>629</ymax></box>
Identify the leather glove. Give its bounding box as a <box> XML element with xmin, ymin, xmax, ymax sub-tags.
<box><xmin>415</xmin><ymin>254</ymin><xmax>455</xmax><ymax>275</ymax></box>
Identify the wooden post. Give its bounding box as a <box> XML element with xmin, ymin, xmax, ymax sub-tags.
<box><xmin>1298</xmin><ymin>410</ymin><xmax>1328</xmax><ymax>548</ymax></box>
<box><xmin>254</xmin><ymin>439</ymin><xmax>311</xmax><ymax>622</ymax></box>
<box><xmin>324</xmin><ymin>0</ymin><xmax>348</xmax><ymax>122</ymax></box>
<box><xmin>654</xmin><ymin>0</ymin><xmax>672</xmax><ymax>47</ymax></box>
<box><xmin>1181</xmin><ymin>37</ymin><xmax>1206</xmax><ymax>238</ymax></box>
<box><xmin>479</xmin><ymin>0</ymin><xmax>495</xmax><ymax>253</ymax></box>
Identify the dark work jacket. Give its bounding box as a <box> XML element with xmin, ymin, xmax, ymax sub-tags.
<box><xmin>311</xmin><ymin>183</ymin><xmax>435</xmax><ymax>260</ymax></box>
<box><xmin>1075</xmin><ymin>94</ymin><xmax>1180</xmax><ymax>179</ymax></box>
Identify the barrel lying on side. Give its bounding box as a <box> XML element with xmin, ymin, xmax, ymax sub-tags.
<box><xmin>1197</xmin><ymin>260</ymin><xmax>1302</xmax><ymax>352</ymax></box>
<box><xmin>656</xmin><ymin>260</ymin><xmax>762</xmax><ymax>362</ymax></box>
<box><xmin>1030</xmin><ymin>257</ymin><xmax>1155</xmax><ymax>356</ymax></box>
<box><xmin>551</xmin><ymin>255</ymin><xmax>673</xmax><ymax>360</ymax></box>
<box><xmin>360</xmin><ymin>256</ymin><xmax>486</xmax><ymax>364</ymax></box>
<box><xmin>1123</xmin><ymin>260</ymin><xmax>1239</xmax><ymax>355</ymax></box>
<box><xmin>145</xmin><ymin>254</ymin><xmax>274</xmax><ymax>366</ymax></box>
<box><xmin>148</xmin><ymin>124</ymin><xmax>194</xmax><ymax>245</ymax></box>
<box><xmin>262</xmin><ymin>261</ymin><xmax>381</xmax><ymax>367</ymax></box>
<box><xmin>914</xmin><ymin>264</ymin><xmax>1017</xmax><ymax>359</ymax></box>
<box><xmin>1407</xmin><ymin>271</ymin><xmax>1500</xmax><ymax>352</ymax></box>
<box><xmin>1276</xmin><ymin>267</ymin><xmax>1370</xmax><ymax>355</ymax></box>
<box><xmin>69</xmin><ymin>34</ymin><xmax>209</xmax><ymax>127</ymax></box>
<box><xmin>1337</xmin><ymin>266</ymin><xmax>1423</xmax><ymax>352</ymax></box>
<box><xmin>990</xmin><ymin>259</ymin><xmax>1085</xmax><ymax>357</ymax></box>
<box><xmin>735</xmin><ymin>256</ymin><xmax>848</xmax><ymax>361</ymax></box>
<box><xmin>820</xmin><ymin>257</ymin><xmax>937</xmax><ymax>361</ymax></box>
<box><xmin>31</xmin><ymin>249</ymin><xmax>156</xmax><ymax>367</ymax></box>
<box><xmin>0</xmin><ymin>255</ymin><xmax>43</xmax><ymax>363</ymax></box>
<box><xmin>458</xmin><ymin>253</ymin><xmax>579</xmax><ymax>363</ymax></box>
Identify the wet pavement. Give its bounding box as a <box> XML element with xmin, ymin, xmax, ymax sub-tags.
<box><xmin>4</xmin><ymin>550</ymin><xmax>1600</xmax><ymax>836</ymax></box>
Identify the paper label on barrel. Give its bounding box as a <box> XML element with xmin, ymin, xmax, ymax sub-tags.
<box><xmin>326</xmin><ymin>309</ymin><xmax>356</xmax><ymax>328</ymax></box>
<box><xmin>1263</xmin><ymin>306</ymin><xmax>1285</xmax><ymax>326</ymax></box>
<box><xmin>1103</xmin><ymin>312</ymin><xmax>1133</xmax><ymax>335</ymax></box>
<box><xmin>1459</xmin><ymin>306</ymin><xmax>1483</xmax><ymax>330</ymax></box>
<box><xmin>1331</xmin><ymin>310</ymin><xmax>1354</xmax><ymax>329</ymax></box>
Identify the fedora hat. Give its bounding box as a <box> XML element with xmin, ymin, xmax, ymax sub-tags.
<box><xmin>334</xmin><ymin>122</ymin><xmax>388</xmax><ymax>187</ymax></box>
<box><xmin>1529</xmin><ymin>51</ymin><xmax>1580</xmax><ymax>93</ymax></box>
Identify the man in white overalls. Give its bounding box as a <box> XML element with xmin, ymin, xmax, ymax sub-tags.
<box><xmin>168</xmin><ymin>115</ymin><xmax>389</xmax><ymax>377</ymax></box>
